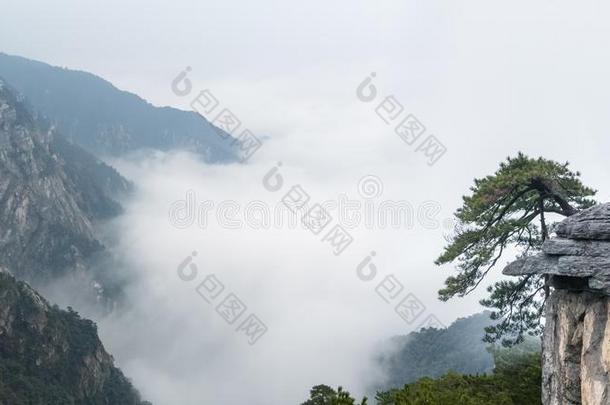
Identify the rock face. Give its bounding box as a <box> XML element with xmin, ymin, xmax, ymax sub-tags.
<box><xmin>0</xmin><ymin>269</ymin><xmax>150</xmax><ymax>404</ymax></box>
<box><xmin>503</xmin><ymin>203</ymin><xmax>610</xmax><ymax>405</ymax></box>
<box><xmin>0</xmin><ymin>80</ymin><xmax>129</xmax><ymax>305</ymax></box>
<box><xmin>542</xmin><ymin>290</ymin><xmax>609</xmax><ymax>405</ymax></box>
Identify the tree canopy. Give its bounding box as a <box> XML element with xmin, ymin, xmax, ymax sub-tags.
<box><xmin>301</xmin><ymin>385</ymin><xmax>368</xmax><ymax>405</ymax></box>
<box><xmin>435</xmin><ymin>153</ymin><xmax>596</xmax><ymax>345</ymax></box>
<box><xmin>375</xmin><ymin>348</ymin><xmax>541</xmax><ymax>405</ymax></box>
<box><xmin>301</xmin><ymin>346</ymin><xmax>541</xmax><ymax>405</ymax></box>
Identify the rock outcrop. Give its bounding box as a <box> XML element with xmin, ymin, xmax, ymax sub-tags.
<box><xmin>503</xmin><ymin>203</ymin><xmax>610</xmax><ymax>405</ymax></box>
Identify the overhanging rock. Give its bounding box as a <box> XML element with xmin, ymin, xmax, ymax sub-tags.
<box><xmin>502</xmin><ymin>203</ymin><xmax>610</xmax><ymax>296</ymax></box>
<box><xmin>502</xmin><ymin>203</ymin><xmax>610</xmax><ymax>405</ymax></box>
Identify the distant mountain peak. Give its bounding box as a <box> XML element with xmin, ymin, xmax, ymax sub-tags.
<box><xmin>0</xmin><ymin>52</ymin><xmax>239</xmax><ymax>161</ymax></box>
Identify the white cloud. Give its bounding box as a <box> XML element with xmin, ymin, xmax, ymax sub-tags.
<box><xmin>95</xmin><ymin>149</ymin><xmax>467</xmax><ymax>404</ymax></box>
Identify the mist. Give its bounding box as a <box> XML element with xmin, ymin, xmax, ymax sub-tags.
<box><xmin>64</xmin><ymin>64</ymin><xmax>491</xmax><ymax>404</ymax></box>
<box><xmin>87</xmin><ymin>144</ymin><xmax>468</xmax><ymax>404</ymax></box>
<box><xmin>28</xmin><ymin>47</ymin><xmax>610</xmax><ymax>405</ymax></box>
<box><xmin>82</xmin><ymin>55</ymin><xmax>608</xmax><ymax>403</ymax></box>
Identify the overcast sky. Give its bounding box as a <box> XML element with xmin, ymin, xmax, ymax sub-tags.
<box><xmin>2</xmin><ymin>0</ymin><xmax>609</xmax><ymax>191</ymax></box>
<box><xmin>2</xmin><ymin>1</ymin><xmax>610</xmax><ymax>404</ymax></box>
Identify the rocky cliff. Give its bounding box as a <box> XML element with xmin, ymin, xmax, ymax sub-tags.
<box><xmin>0</xmin><ymin>79</ymin><xmax>149</xmax><ymax>404</ymax></box>
<box><xmin>0</xmin><ymin>79</ymin><xmax>129</xmax><ymax>306</ymax></box>
<box><xmin>504</xmin><ymin>203</ymin><xmax>610</xmax><ymax>405</ymax></box>
<box><xmin>0</xmin><ymin>268</ymin><xmax>150</xmax><ymax>405</ymax></box>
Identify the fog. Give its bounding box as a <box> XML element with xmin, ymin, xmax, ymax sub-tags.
<box><xmin>87</xmin><ymin>66</ymin><xmax>495</xmax><ymax>404</ymax></box>
<box><xmin>94</xmin><ymin>143</ymin><xmax>466</xmax><ymax>404</ymax></box>
<box><xmin>91</xmin><ymin>54</ymin><xmax>608</xmax><ymax>404</ymax></box>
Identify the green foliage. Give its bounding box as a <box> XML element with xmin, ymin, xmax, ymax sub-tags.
<box><xmin>302</xmin><ymin>385</ymin><xmax>337</xmax><ymax>405</ymax></box>
<box><xmin>302</xmin><ymin>349</ymin><xmax>541</xmax><ymax>405</ymax></box>
<box><xmin>436</xmin><ymin>153</ymin><xmax>596</xmax><ymax>345</ymax></box>
<box><xmin>375</xmin><ymin>349</ymin><xmax>542</xmax><ymax>405</ymax></box>
<box><xmin>0</xmin><ymin>274</ymin><xmax>148</xmax><ymax>405</ymax></box>
<box><xmin>301</xmin><ymin>385</ymin><xmax>368</xmax><ymax>405</ymax></box>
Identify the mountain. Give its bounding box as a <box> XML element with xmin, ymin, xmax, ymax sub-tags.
<box><xmin>301</xmin><ymin>348</ymin><xmax>542</xmax><ymax>405</ymax></box>
<box><xmin>0</xmin><ymin>80</ymin><xmax>148</xmax><ymax>403</ymax></box>
<box><xmin>374</xmin><ymin>312</ymin><xmax>540</xmax><ymax>390</ymax></box>
<box><xmin>0</xmin><ymin>79</ymin><xmax>127</xmax><ymax>304</ymax></box>
<box><xmin>301</xmin><ymin>314</ymin><xmax>542</xmax><ymax>404</ymax></box>
<box><xmin>374</xmin><ymin>349</ymin><xmax>542</xmax><ymax>405</ymax></box>
<box><xmin>0</xmin><ymin>52</ymin><xmax>237</xmax><ymax>161</ymax></box>
<box><xmin>0</xmin><ymin>268</ymin><xmax>150</xmax><ymax>405</ymax></box>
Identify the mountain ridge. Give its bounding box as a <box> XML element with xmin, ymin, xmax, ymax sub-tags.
<box><xmin>0</xmin><ymin>52</ymin><xmax>238</xmax><ymax>162</ymax></box>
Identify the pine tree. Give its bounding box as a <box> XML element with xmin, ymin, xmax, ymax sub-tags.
<box><xmin>435</xmin><ymin>153</ymin><xmax>596</xmax><ymax>345</ymax></box>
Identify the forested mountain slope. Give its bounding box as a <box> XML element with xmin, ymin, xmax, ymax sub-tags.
<box><xmin>0</xmin><ymin>269</ymin><xmax>150</xmax><ymax>405</ymax></box>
